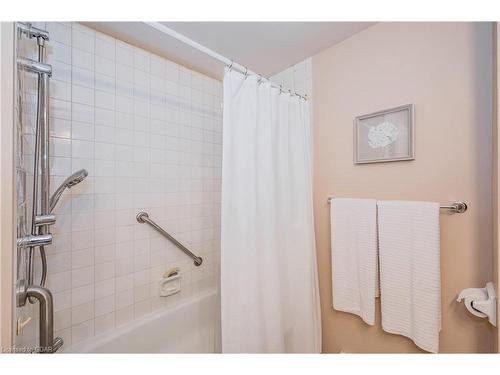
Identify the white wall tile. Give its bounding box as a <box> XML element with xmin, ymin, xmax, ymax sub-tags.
<box><xmin>72</xmin><ymin>266</ymin><xmax>94</xmax><ymax>288</ymax></box>
<box><xmin>72</xmin><ymin>103</ymin><xmax>94</xmax><ymax>124</ymax></box>
<box><xmin>95</xmin><ymin>37</ymin><xmax>115</xmax><ymax>61</ymax></box>
<box><xmin>71</xmin><ymin>319</ymin><xmax>94</xmax><ymax>344</ymax></box>
<box><xmin>95</xmin><ymin>90</ymin><xmax>115</xmax><ymax>110</ymax></box>
<box><xmin>50</xmin><ymin>80</ymin><xmax>71</xmax><ymax>101</ymax></box>
<box><xmin>115</xmin><ymin>306</ymin><xmax>133</xmax><ymax>327</ymax></box>
<box><xmin>116</xmin><ymin>41</ymin><xmax>133</xmax><ymax>66</ymax></box>
<box><xmin>95</xmin><ymin>55</ymin><xmax>116</xmax><ymax>77</ymax></box>
<box><xmin>72</xmin><ymin>85</ymin><xmax>94</xmax><ymax>106</ymax></box>
<box><xmin>71</xmin><ymin>284</ymin><xmax>94</xmax><ymax>307</ymax></box>
<box><xmin>50</xmin><ymin>98</ymin><xmax>72</xmax><ymax>120</ymax></box>
<box><xmin>46</xmin><ymin>22</ymin><xmax>72</xmax><ymax>46</ymax></box>
<box><xmin>72</xmin><ymin>27</ymin><xmax>95</xmax><ymax>53</ymax></box>
<box><xmin>95</xmin><ymin>278</ymin><xmax>115</xmax><ymax>299</ymax></box>
<box><xmin>19</xmin><ymin>22</ymin><xmax>222</xmax><ymax>348</ymax></box>
<box><xmin>95</xmin><ymin>295</ymin><xmax>115</xmax><ymax>317</ymax></box>
<box><xmin>94</xmin><ymin>312</ymin><xmax>115</xmax><ymax>333</ymax></box>
<box><xmin>72</xmin><ymin>48</ymin><xmax>94</xmax><ymax>71</ymax></box>
<box><xmin>72</xmin><ymin>121</ymin><xmax>94</xmax><ymax>141</ymax></box>
<box><xmin>71</xmin><ymin>301</ymin><xmax>94</xmax><ymax>325</ymax></box>
<box><xmin>116</xmin><ymin>289</ymin><xmax>133</xmax><ymax>310</ymax></box>
<box><xmin>50</xmin><ymin>137</ymin><xmax>71</xmax><ymax>157</ymax></box>
<box><xmin>72</xmin><ymin>140</ymin><xmax>95</xmax><ymax>159</ymax></box>
<box><xmin>133</xmin><ymin>48</ymin><xmax>150</xmax><ymax>72</ymax></box>
<box><xmin>72</xmin><ymin>66</ymin><xmax>94</xmax><ymax>89</ymax></box>
<box><xmin>95</xmin><ymin>261</ymin><xmax>115</xmax><ymax>282</ymax></box>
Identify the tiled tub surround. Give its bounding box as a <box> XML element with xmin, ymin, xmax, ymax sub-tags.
<box><xmin>16</xmin><ymin>22</ymin><xmax>222</xmax><ymax>349</ymax></box>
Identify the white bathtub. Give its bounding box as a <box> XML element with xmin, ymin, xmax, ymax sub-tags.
<box><xmin>65</xmin><ymin>288</ymin><xmax>221</xmax><ymax>353</ymax></box>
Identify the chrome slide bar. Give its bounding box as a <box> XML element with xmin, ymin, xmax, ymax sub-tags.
<box><xmin>15</xmin><ymin>22</ymin><xmax>63</xmax><ymax>353</ymax></box>
<box><xmin>327</xmin><ymin>197</ymin><xmax>468</xmax><ymax>214</ymax></box>
<box><xmin>136</xmin><ymin>212</ymin><xmax>203</xmax><ymax>266</ymax></box>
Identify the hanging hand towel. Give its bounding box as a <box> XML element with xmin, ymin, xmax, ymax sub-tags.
<box><xmin>330</xmin><ymin>198</ymin><xmax>378</xmax><ymax>325</ymax></box>
<box><xmin>377</xmin><ymin>200</ymin><xmax>441</xmax><ymax>353</ymax></box>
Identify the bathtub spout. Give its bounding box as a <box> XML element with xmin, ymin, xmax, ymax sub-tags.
<box><xmin>25</xmin><ymin>285</ymin><xmax>63</xmax><ymax>353</ymax></box>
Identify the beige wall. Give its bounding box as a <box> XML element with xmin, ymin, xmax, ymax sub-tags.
<box><xmin>313</xmin><ymin>22</ymin><xmax>495</xmax><ymax>353</ymax></box>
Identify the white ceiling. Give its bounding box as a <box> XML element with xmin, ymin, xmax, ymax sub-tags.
<box><xmin>83</xmin><ymin>22</ymin><xmax>375</xmax><ymax>80</ymax></box>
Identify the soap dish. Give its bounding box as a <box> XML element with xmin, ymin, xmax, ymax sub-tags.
<box><xmin>159</xmin><ymin>268</ymin><xmax>181</xmax><ymax>297</ymax></box>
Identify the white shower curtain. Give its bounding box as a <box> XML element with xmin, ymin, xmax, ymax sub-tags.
<box><xmin>221</xmin><ymin>68</ymin><xmax>321</xmax><ymax>353</ymax></box>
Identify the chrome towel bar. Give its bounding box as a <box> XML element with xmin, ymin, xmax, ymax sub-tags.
<box><xmin>136</xmin><ymin>212</ymin><xmax>203</xmax><ymax>266</ymax></box>
<box><xmin>327</xmin><ymin>197</ymin><xmax>468</xmax><ymax>214</ymax></box>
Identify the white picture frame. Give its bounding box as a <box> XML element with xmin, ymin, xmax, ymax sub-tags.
<box><xmin>354</xmin><ymin>104</ymin><xmax>414</xmax><ymax>164</ymax></box>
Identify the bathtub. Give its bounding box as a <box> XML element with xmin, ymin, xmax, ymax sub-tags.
<box><xmin>65</xmin><ymin>288</ymin><xmax>221</xmax><ymax>353</ymax></box>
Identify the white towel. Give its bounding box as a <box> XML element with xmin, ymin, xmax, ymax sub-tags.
<box><xmin>330</xmin><ymin>198</ymin><xmax>378</xmax><ymax>325</ymax></box>
<box><xmin>377</xmin><ymin>200</ymin><xmax>441</xmax><ymax>353</ymax></box>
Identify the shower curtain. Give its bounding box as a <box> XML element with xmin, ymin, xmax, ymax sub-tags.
<box><xmin>221</xmin><ymin>68</ymin><xmax>321</xmax><ymax>353</ymax></box>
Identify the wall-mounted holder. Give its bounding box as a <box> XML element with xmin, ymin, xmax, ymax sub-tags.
<box><xmin>457</xmin><ymin>282</ymin><xmax>496</xmax><ymax>327</ymax></box>
<box><xmin>159</xmin><ymin>268</ymin><xmax>181</xmax><ymax>297</ymax></box>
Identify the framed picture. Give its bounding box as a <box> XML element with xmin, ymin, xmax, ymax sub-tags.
<box><xmin>354</xmin><ymin>104</ymin><xmax>414</xmax><ymax>164</ymax></box>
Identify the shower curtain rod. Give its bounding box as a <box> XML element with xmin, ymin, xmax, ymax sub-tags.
<box><xmin>144</xmin><ymin>22</ymin><xmax>308</xmax><ymax>100</ymax></box>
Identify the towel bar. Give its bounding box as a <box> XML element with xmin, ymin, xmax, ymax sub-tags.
<box><xmin>326</xmin><ymin>198</ymin><xmax>467</xmax><ymax>214</ymax></box>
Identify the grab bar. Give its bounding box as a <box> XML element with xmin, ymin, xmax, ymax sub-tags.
<box><xmin>136</xmin><ymin>212</ymin><xmax>203</xmax><ymax>266</ymax></box>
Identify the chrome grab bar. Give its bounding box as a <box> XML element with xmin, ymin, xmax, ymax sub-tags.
<box><xmin>136</xmin><ymin>212</ymin><xmax>203</xmax><ymax>266</ymax></box>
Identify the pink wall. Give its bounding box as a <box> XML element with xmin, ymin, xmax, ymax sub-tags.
<box><xmin>313</xmin><ymin>22</ymin><xmax>495</xmax><ymax>353</ymax></box>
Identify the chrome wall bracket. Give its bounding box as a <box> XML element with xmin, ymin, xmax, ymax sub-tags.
<box><xmin>17</xmin><ymin>233</ymin><xmax>52</xmax><ymax>248</ymax></box>
<box><xmin>17</xmin><ymin>22</ymin><xmax>49</xmax><ymax>40</ymax></box>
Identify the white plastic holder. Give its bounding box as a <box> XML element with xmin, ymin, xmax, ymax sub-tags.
<box><xmin>457</xmin><ymin>282</ymin><xmax>496</xmax><ymax>327</ymax></box>
<box><xmin>159</xmin><ymin>268</ymin><xmax>181</xmax><ymax>297</ymax></box>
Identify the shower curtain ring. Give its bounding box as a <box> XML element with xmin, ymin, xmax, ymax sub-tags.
<box><xmin>228</xmin><ymin>60</ymin><xmax>234</xmax><ymax>71</ymax></box>
<box><xmin>244</xmin><ymin>66</ymin><xmax>248</xmax><ymax>78</ymax></box>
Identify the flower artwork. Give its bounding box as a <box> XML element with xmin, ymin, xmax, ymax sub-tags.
<box><xmin>354</xmin><ymin>104</ymin><xmax>414</xmax><ymax>164</ymax></box>
<box><xmin>367</xmin><ymin>121</ymin><xmax>399</xmax><ymax>149</ymax></box>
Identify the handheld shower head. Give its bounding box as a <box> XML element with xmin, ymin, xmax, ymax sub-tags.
<box><xmin>50</xmin><ymin>169</ymin><xmax>88</xmax><ymax>212</ymax></box>
<box><xmin>63</xmin><ymin>169</ymin><xmax>88</xmax><ymax>188</ymax></box>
